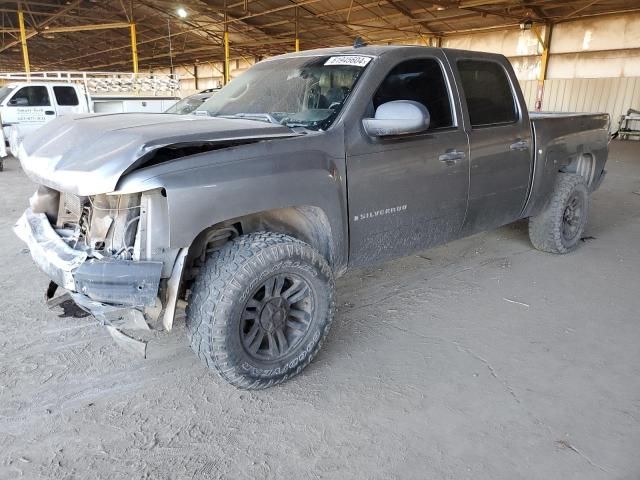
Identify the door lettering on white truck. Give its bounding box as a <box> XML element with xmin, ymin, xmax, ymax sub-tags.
<box><xmin>15</xmin><ymin>107</ymin><xmax>46</xmax><ymax>122</ymax></box>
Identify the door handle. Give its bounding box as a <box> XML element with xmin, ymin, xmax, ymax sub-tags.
<box><xmin>438</xmin><ymin>149</ymin><xmax>466</xmax><ymax>165</ymax></box>
<box><xmin>44</xmin><ymin>110</ymin><xmax>55</xmax><ymax>115</ymax></box>
<box><xmin>510</xmin><ymin>139</ymin><xmax>529</xmax><ymax>151</ymax></box>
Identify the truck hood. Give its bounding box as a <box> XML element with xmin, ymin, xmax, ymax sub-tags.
<box><xmin>18</xmin><ymin>113</ymin><xmax>303</xmax><ymax>195</ymax></box>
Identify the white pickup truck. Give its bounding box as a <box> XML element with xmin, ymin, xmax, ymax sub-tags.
<box><xmin>0</xmin><ymin>72</ymin><xmax>179</xmax><ymax>169</ymax></box>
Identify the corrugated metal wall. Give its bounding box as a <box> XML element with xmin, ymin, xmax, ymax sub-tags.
<box><xmin>520</xmin><ymin>80</ymin><xmax>538</xmax><ymax>108</ymax></box>
<box><xmin>519</xmin><ymin>77</ymin><xmax>640</xmax><ymax>130</ymax></box>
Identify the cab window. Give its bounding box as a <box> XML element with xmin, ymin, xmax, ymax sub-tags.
<box><xmin>457</xmin><ymin>60</ymin><xmax>517</xmax><ymax>127</ymax></box>
<box><xmin>373</xmin><ymin>58</ymin><xmax>454</xmax><ymax>130</ymax></box>
<box><xmin>9</xmin><ymin>86</ymin><xmax>51</xmax><ymax>107</ymax></box>
<box><xmin>53</xmin><ymin>86</ymin><xmax>79</xmax><ymax>106</ymax></box>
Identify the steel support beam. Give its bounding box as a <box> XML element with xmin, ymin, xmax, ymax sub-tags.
<box><xmin>18</xmin><ymin>7</ymin><xmax>30</xmax><ymax>78</ymax></box>
<box><xmin>295</xmin><ymin>7</ymin><xmax>300</xmax><ymax>52</ymax></box>
<box><xmin>46</xmin><ymin>22</ymin><xmax>130</xmax><ymax>33</ymax></box>
<box><xmin>130</xmin><ymin>23</ymin><xmax>138</xmax><ymax>74</ymax></box>
<box><xmin>386</xmin><ymin>0</ymin><xmax>434</xmax><ymax>34</ymax></box>
<box><xmin>459</xmin><ymin>0</ymin><xmax>509</xmax><ymax>7</ymax></box>
<box><xmin>224</xmin><ymin>30</ymin><xmax>230</xmax><ymax>84</ymax></box>
<box><xmin>534</xmin><ymin>24</ymin><xmax>552</xmax><ymax>111</ymax></box>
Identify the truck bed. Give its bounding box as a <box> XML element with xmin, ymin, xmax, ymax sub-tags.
<box><xmin>530</xmin><ymin>111</ymin><xmax>608</xmax><ymax>119</ymax></box>
<box><xmin>523</xmin><ymin>111</ymin><xmax>610</xmax><ymax>218</ymax></box>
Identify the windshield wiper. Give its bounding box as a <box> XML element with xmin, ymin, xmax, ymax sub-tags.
<box><xmin>216</xmin><ymin>113</ymin><xmax>280</xmax><ymax>125</ymax></box>
<box><xmin>214</xmin><ymin>112</ymin><xmax>312</xmax><ymax>131</ymax></box>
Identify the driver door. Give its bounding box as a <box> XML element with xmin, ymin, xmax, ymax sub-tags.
<box><xmin>345</xmin><ymin>55</ymin><xmax>470</xmax><ymax>266</ymax></box>
<box><xmin>3</xmin><ymin>85</ymin><xmax>55</xmax><ymax>145</ymax></box>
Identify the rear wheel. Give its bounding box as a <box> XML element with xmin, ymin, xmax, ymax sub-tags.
<box><xmin>529</xmin><ymin>173</ymin><xmax>589</xmax><ymax>254</ymax></box>
<box><xmin>186</xmin><ymin>232</ymin><xmax>335</xmax><ymax>389</ymax></box>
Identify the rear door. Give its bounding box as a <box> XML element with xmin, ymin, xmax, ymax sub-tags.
<box><xmin>445</xmin><ymin>53</ymin><xmax>532</xmax><ymax>235</ymax></box>
<box><xmin>345</xmin><ymin>52</ymin><xmax>470</xmax><ymax>266</ymax></box>
<box><xmin>52</xmin><ymin>85</ymin><xmax>83</xmax><ymax>116</ymax></box>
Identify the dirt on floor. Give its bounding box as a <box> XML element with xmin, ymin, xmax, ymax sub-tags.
<box><xmin>1</xmin><ymin>141</ymin><xmax>639</xmax><ymax>480</ymax></box>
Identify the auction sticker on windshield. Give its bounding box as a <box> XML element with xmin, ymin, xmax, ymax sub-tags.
<box><xmin>324</xmin><ymin>56</ymin><xmax>372</xmax><ymax>67</ymax></box>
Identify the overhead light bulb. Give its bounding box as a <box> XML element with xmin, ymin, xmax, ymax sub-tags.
<box><xmin>176</xmin><ymin>7</ymin><xmax>188</xmax><ymax>18</ymax></box>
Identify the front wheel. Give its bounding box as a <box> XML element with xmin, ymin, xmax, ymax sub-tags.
<box><xmin>186</xmin><ymin>232</ymin><xmax>335</xmax><ymax>389</ymax></box>
<box><xmin>529</xmin><ymin>173</ymin><xmax>589</xmax><ymax>254</ymax></box>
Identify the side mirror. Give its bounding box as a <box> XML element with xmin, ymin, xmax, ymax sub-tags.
<box><xmin>362</xmin><ymin>100</ymin><xmax>430</xmax><ymax>137</ymax></box>
<box><xmin>9</xmin><ymin>97</ymin><xmax>29</xmax><ymax>106</ymax></box>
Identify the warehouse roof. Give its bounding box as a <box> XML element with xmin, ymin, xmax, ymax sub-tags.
<box><xmin>0</xmin><ymin>0</ymin><xmax>637</xmax><ymax>71</ymax></box>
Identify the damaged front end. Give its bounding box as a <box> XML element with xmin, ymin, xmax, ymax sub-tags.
<box><xmin>14</xmin><ymin>186</ymin><xmax>185</xmax><ymax>356</ymax></box>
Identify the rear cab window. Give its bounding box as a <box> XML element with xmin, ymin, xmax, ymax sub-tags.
<box><xmin>53</xmin><ymin>86</ymin><xmax>79</xmax><ymax>106</ymax></box>
<box><xmin>456</xmin><ymin>60</ymin><xmax>517</xmax><ymax>127</ymax></box>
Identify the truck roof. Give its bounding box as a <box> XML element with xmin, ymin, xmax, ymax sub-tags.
<box><xmin>265</xmin><ymin>44</ymin><xmax>505</xmax><ymax>62</ymax></box>
<box><xmin>266</xmin><ymin>45</ymin><xmax>435</xmax><ymax>61</ymax></box>
<box><xmin>2</xmin><ymin>82</ymin><xmax>77</xmax><ymax>88</ymax></box>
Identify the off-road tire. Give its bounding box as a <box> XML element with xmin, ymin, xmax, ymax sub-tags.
<box><xmin>529</xmin><ymin>173</ymin><xmax>589</xmax><ymax>254</ymax></box>
<box><xmin>186</xmin><ymin>232</ymin><xmax>335</xmax><ymax>389</ymax></box>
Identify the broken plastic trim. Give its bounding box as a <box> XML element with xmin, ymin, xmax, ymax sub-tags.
<box><xmin>162</xmin><ymin>247</ymin><xmax>189</xmax><ymax>332</ymax></box>
<box><xmin>46</xmin><ymin>283</ymin><xmax>150</xmax><ymax>357</ymax></box>
<box><xmin>14</xmin><ymin>208</ymin><xmax>87</xmax><ymax>290</ymax></box>
<box><xmin>70</xmin><ymin>291</ymin><xmax>150</xmax><ymax>357</ymax></box>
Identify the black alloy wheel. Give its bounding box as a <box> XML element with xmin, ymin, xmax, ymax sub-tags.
<box><xmin>240</xmin><ymin>273</ymin><xmax>314</xmax><ymax>361</ymax></box>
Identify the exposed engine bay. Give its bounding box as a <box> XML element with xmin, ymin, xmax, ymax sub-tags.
<box><xmin>31</xmin><ymin>186</ymin><xmax>143</xmax><ymax>262</ymax></box>
<box><xmin>15</xmin><ymin>186</ymin><xmax>188</xmax><ymax>356</ymax></box>
<box><xmin>20</xmin><ymin>185</ymin><xmax>241</xmax><ymax>341</ymax></box>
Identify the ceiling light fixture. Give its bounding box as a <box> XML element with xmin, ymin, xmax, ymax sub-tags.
<box><xmin>519</xmin><ymin>18</ymin><xmax>533</xmax><ymax>30</ymax></box>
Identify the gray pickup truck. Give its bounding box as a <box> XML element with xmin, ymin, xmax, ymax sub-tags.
<box><xmin>14</xmin><ymin>46</ymin><xmax>609</xmax><ymax>389</ymax></box>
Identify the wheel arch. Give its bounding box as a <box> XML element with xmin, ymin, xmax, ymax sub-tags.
<box><xmin>187</xmin><ymin>205</ymin><xmax>338</xmax><ymax>273</ymax></box>
<box><xmin>523</xmin><ymin>144</ymin><xmax>599</xmax><ymax>218</ymax></box>
<box><xmin>560</xmin><ymin>151</ymin><xmax>596</xmax><ymax>188</ymax></box>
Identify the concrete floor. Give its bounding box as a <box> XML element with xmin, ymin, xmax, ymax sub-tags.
<box><xmin>0</xmin><ymin>141</ymin><xmax>639</xmax><ymax>480</ymax></box>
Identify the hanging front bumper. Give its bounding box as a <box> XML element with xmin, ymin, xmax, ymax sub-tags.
<box><xmin>14</xmin><ymin>208</ymin><xmax>163</xmax><ymax>307</ymax></box>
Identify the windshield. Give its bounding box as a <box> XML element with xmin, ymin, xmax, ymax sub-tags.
<box><xmin>165</xmin><ymin>95</ymin><xmax>210</xmax><ymax>114</ymax></box>
<box><xmin>0</xmin><ymin>85</ymin><xmax>16</xmax><ymax>104</ymax></box>
<box><xmin>197</xmin><ymin>55</ymin><xmax>372</xmax><ymax>130</ymax></box>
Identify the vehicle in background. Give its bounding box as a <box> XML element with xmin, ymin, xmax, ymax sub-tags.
<box><xmin>15</xmin><ymin>46</ymin><xmax>610</xmax><ymax>389</ymax></box>
<box><xmin>164</xmin><ymin>88</ymin><xmax>219</xmax><ymax>115</ymax></box>
<box><xmin>0</xmin><ymin>110</ymin><xmax>6</xmax><ymax>171</ymax></box>
<box><xmin>0</xmin><ymin>71</ymin><xmax>179</xmax><ymax>161</ymax></box>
